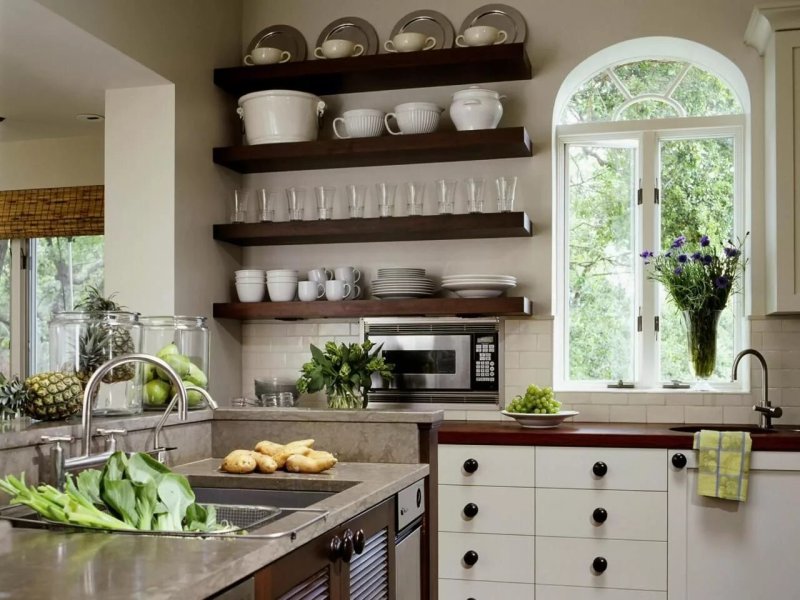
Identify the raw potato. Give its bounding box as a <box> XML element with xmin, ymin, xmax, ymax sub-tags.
<box><xmin>250</xmin><ymin>451</ymin><xmax>278</xmax><ymax>474</ymax></box>
<box><xmin>285</xmin><ymin>451</ymin><xmax>337</xmax><ymax>474</ymax></box>
<box><xmin>254</xmin><ymin>438</ymin><xmax>315</xmax><ymax>457</ymax></box>
<box><xmin>273</xmin><ymin>445</ymin><xmax>312</xmax><ymax>469</ymax></box>
<box><xmin>221</xmin><ymin>450</ymin><xmax>257</xmax><ymax>474</ymax></box>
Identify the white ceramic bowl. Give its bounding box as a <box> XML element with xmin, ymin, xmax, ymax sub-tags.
<box><xmin>236</xmin><ymin>282</ymin><xmax>266</xmax><ymax>303</ymax></box>
<box><xmin>333</xmin><ymin>109</ymin><xmax>385</xmax><ymax>139</ymax></box>
<box><xmin>237</xmin><ymin>90</ymin><xmax>326</xmax><ymax>145</ymax></box>
<box><xmin>267</xmin><ymin>269</ymin><xmax>299</xmax><ymax>277</ymax></box>
<box><xmin>267</xmin><ymin>280</ymin><xmax>297</xmax><ymax>302</ymax></box>
<box><xmin>267</xmin><ymin>276</ymin><xmax>299</xmax><ymax>283</ymax></box>
<box><xmin>385</xmin><ymin>102</ymin><xmax>443</xmax><ymax>135</ymax></box>
<box><xmin>235</xmin><ymin>269</ymin><xmax>265</xmax><ymax>277</ymax></box>
<box><xmin>235</xmin><ymin>276</ymin><xmax>267</xmax><ymax>283</ymax></box>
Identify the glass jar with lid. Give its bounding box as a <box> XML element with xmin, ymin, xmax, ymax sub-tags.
<box><xmin>49</xmin><ymin>310</ymin><xmax>142</xmax><ymax>416</ymax></box>
<box><xmin>139</xmin><ymin>316</ymin><xmax>209</xmax><ymax>410</ymax></box>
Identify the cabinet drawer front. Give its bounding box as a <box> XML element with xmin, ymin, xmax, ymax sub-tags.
<box><xmin>439</xmin><ymin>444</ymin><xmax>536</xmax><ymax>487</ymax></box>
<box><xmin>535</xmin><ymin>537</ymin><xmax>666</xmax><ymax>591</ymax></box>
<box><xmin>440</xmin><ymin>579</ymin><xmax>534</xmax><ymax>600</ymax></box>
<box><xmin>536</xmin><ymin>447</ymin><xmax>666</xmax><ymax>490</ymax></box>
<box><xmin>536</xmin><ymin>585</ymin><xmax>666</xmax><ymax>600</ymax></box>
<box><xmin>439</xmin><ymin>532</ymin><xmax>535</xmax><ymax>584</ymax></box>
<box><xmin>439</xmin><ymin>485</ymin><xmax>535</xmax><ymax>535</ymax></box>
<box><xmin>535</xmin><ymin>489</ymin><xmax>666</xmax><ymax>541</ymax></box>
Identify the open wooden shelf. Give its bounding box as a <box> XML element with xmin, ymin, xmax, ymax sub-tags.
<box><xmin>213</xmin><ymin>296</ymin><xmax>532</xmax><ymax>320</ymax></box>
<box><xmin>214</xmin><ymin>43</ymin><xmax>531</xmax><ymax>97</ymax></box>
<box><xmin>213</xmin><ymin>127</ymin><xmax>531</xmax><ymax>173</ymax></box>
<box><xmin>214</xmin><ymin>212</ymin><xmax>532</xmax><ymax>247</ymax></box>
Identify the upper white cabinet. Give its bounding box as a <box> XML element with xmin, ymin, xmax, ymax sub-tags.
<box><xmin>746</xmin><ymin>4</ymin><xmax>800</xmax><ymax>313</ymax></box>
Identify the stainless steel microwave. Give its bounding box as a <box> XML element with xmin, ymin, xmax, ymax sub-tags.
<box><xmin>361</xmin><ymin>317</ymin><xmax>501</xmax><ymax>404</ymax></box>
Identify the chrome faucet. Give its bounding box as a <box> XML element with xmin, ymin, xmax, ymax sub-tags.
<box><xmin>152</xmin><ymin>384</ymin><xmax>217</xmax><ymax>462</ymax></box>
<box><xmin>47</xmin><ymin>354</ymin><xmax>189</xmax><ymax>490</ymax></box>
<box><xmin>731</xmin><ymin>348</ymin><xmax>782</xmax><ymax>430</ymax></box>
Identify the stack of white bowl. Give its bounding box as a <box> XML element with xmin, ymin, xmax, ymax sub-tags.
<box><xmin>267</xmin><ymin>269</ymin><xmax>298</xmax><ymax>301</ymax></box>
<box><xmin>235</xmin><ymin>269</ymin><xmax>266</xmax><ymax>302</ymax></box>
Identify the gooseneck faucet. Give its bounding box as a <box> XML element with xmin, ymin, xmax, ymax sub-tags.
<box><xmin>731</xmin><ymin>348</ymin><xmax>782</xmax><ymax>430</ymax></box>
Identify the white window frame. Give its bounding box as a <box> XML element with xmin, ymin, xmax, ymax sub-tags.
<box><xmin>554</xmin><ymin>114</ymin><xmax>747</xmax><ymax>392</ymax></box>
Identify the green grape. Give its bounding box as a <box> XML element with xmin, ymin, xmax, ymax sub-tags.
<box><xmin>506</xmin><ymin>384</ymin><xmax>560</xmax><ymax>414</ymax></box>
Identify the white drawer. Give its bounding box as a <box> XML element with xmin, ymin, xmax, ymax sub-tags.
<box><xmin>439</xmin><ymin>444</ymin><xmax>536</xmax><ymax>487</ymax></box>
<box><xmin>439</xmin><ymin>532</ymin><xmax>535</xmax><ymax>584</ymax></box>
<box><xmin>536</xmin><ymin>447</ymin><xmax>666</xmax><ymax>491</ymax></box>
<box><xmin>536</xmin><ymin>489</ymin><xmax>666</xmax><ymax>541</ymax></box>
<box><xmin>536</xmin><ymin>585</ymin><xmax>666</xmax><ymax>600</ymax></box>
<box><xmin>535</xmin><ymin>537</ymin><xmax>666</xmax><ymax>591</ymax></box>
<box><xmin>440</xmin><ymin>579</ymin><xmax>534</xmax><ymax>600</ymax></box>
<box><xmin>439</xmin><ymin>485</ymin><xmax>535</xmax><ymax>535</ymax></box>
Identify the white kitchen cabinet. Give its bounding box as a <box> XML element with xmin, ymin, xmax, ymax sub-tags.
<box><xmin>667</xmin><ymin>449</ymin><xmax>800</xmax><ymax>599</ymax></box>
<box><xmin>439</xmin><ymin>484</ymin><xmax>535</xmax><ymax>535</ymax></box>
<box><xmin>536</xmin><ymin>447</ymin><xmax>666</xmax><ymax>491</ymax></box>
<box><xmin>438</xmin><ymin>444</ymin><xmax>536</xmax><ymax>487</ymax></box>
<box><xmin>745</xmin><ymin>4</ymin><xmax>800</xmax><ymax>313</ymax></box>
<box><xmin>440</xmin><ymin>579</ymin><xmax>534</xmax><ymax>599</ymax></box>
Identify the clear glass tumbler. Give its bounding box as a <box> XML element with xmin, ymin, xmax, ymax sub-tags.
<box><xmin>285</xmin><ymin>187</ymin><xmax>306</xmax><ymax>221</ymax></box>
<box><xmin>436</xmin><ymin>179</ymin><xmax>457</xmax><ymax>214</ymax></box>
<box><xmin>229</xmin><ymin>189</ymin><xmax>247</xmax><ymax>223</ymax></box>
<box><xmin>406</xmin><ymin>181</ymin><xmax>425</xmax><ymax>216</ymax></box>
<box><xmin>257</xmin><ymin>188</ymin><xmax>276</xmax><ymax>222</ymax></box>
<box><xmin>376</xmin><ymin>182</ymin><xmax>397</xmax><ymax>218</ymax></box>
<box><xmin>496</xmin><ymin>176</ymin><xmax>518</xmax><ymax>212</ymax></box>
<box><xmin>346</xmin><ymin>184</ymin><xmax>367</xmax><ymax>218</ymax></box>
<box><xmin>465</xmin><ymin>177</ymin><xmax>485</xmax><ymax>214</ymax></box>
<box><xmin>315</xmin><ymin>186</ymin><xmax>336</xmax><ymax>220</ymax></box>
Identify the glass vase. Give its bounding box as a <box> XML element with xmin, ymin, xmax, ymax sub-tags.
<box><xmin>326</xmin><ymin>387</ymin><xmax>366</xmax><ymax>410</ymax></box>
<box><xmin>683</xmin><ymin>310</ymin><xmax>722</xmax><ymax>389</ymax></box>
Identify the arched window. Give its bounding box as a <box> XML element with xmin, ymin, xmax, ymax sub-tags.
<box><xmin>553</xmin><ymin>39</ymin><xmax>747</xmax><ymax>390</ymax></box>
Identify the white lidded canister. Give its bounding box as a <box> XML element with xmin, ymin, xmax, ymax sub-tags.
<box><xmin>449</xmin><ymin>86</ymin><xmax>505</xmax><ymax>131</ymax></box>
<box><xmin>237</xmin><ymin>89</ymin><xmax>326</xmax><ymax>144</ymax></box>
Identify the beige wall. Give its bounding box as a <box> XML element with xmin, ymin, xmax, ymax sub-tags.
<box><xmin>0</xmin><ymin>134</ymin><xmax>103</xmax><ymax>190</ymax></box>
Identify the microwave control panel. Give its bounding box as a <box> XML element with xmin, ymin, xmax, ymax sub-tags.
<box><xmin>472</xmin><ymin>333</ymin><xmax>499</xmax><ymax>390</ymax></box>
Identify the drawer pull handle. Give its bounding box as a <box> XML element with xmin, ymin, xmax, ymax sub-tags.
<box><xmin>592</xmin><ymin>507</ymin><xmax>608</xmax><ymax>524</ymax></box>
<box><xmin>463</xmin><ymin>503</ymin><xmax>479</xmax><ymax>519</ymax></box>
<box><xmin>672</xmin><ymin>452</ymin><xmax>687</xmax><ymax>469</ymax></box>
<box><xmin>329</xmin><ymin>535</ymin><xmax>342</xmax><ymax>561</ymax></box>
<box><xmin>353</xmin><ymin>529</ymin><xmax>365</xmax><ymax>554</ymax></box>
<box><xmin>592</xmin><ymin>556</ymin><xmax>608</xmax><ymax>573</ymax></box>
<box><xmin>592</xmin><ymin>461</ymin><xmax>608</xmax><ymax>477</ymax></box>
<box><xmin>463</xmin><ymin>458</ymin><xmax>479</xmax><ymax>474</ymax></box>
<box><xmin>463</xmin><ymin>550</ymin><xmax>479</xmax><ymax>567</ymax></box>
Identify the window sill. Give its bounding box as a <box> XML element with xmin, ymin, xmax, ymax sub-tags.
<box><xmin>554</xmin><ymin>385</ymin><xmax>748</xmax><ymax>395</ymax></box>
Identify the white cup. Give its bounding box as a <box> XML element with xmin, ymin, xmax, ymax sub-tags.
<box><xmin>325</xmin><ymin>279</ymin><xmax>352</xmax><ymax>301</ymax></box>
<box><xmin>385</xmin><ymin>102</ymin><xmax>443</xmax><ymax>135</ymax></box>
<box><xmin>334</xmin><ymin>267</ymin><xmax>361</xmax><ymax>299</ymax></box>
<box><xmin>244</xmin><ymin>47</ymin><xmax>292</xmax><ymax>65</ymax></box>
<box><xmin>455</xmin><ymin>26</ymin><xmax>508</xmax><ymax>47</ymax></box>
<box><xmin>267</xmin><ymin>280</ymin><xmax>297</xmax><ymax>302</ymax></box>
<box><xmin>308</xmin><ymin>268</ymin><xmax>333</xmax><ymax>283</ymax></box>
<box><xmin>314</xmin><ymin>39</ymin><xmax>365</xmax><ymax>59</ymax></box>
<box><xmin>333</xmin><ymin>109</ymin><xmax>385</xmax><ymax>139</ymax></box>
<box><xmin>384</xmin><ymin>32</ymin><xmax>436</xmax><ymax>53</ymax></box>
<box><xmin>298</xmin><ymin>280</ymin><xmax>325</xmax><ymax>302</ymax></box>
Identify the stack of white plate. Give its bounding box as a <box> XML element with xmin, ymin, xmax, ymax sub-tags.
<box><xmin>441</xmin><ymin>274</ymin><xmax>517</xmax><ymax>298</ymax></box>
<box><xmin>371</xmin><ymin>268</ymin><xmax>436</xmax><ymax>300</ymax></box>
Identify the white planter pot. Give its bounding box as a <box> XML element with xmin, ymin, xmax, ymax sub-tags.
<box><xmin>237</xmin><ymin>90</ymin><xmax>326</xmax><ymax>144</ymax></box>
<box><xmin>449</xmin><ymin>87</ymin><xmax>505</xmax><ymax>131</ymax></box>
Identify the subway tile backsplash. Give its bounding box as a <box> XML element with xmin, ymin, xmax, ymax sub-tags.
<box><xmin>240</xmin><ymin>316</ymin><xmax>800</xmax><ymax>424</ymax></box>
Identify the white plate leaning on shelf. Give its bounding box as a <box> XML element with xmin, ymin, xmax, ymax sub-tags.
<box><xmin>501</xmin><ymin>410</ymin><xmax>579</xmax><ymax>428</ymax></box>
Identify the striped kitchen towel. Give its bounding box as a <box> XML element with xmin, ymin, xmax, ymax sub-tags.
<box><xmin>693</xmin><ymin>430</ymin><xmax>752</xmax><ymax>502</ymax></box>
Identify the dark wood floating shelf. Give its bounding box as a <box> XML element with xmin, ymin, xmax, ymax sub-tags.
<box><xmin>214</xmin><ymin>212</ymin><xmax>532</xmax><ymax>247</ymax></box>
<box><xmin>213</xmin><ymin>127</ymin><xmax>531</xmax><ymax>173</ymax></box>
<box><xmin>213</xmin><ymin>296</ymin><xmax>532</xmax><ymax>320</ymax></box>
<box><xmin>214</xmin><ymin>43</ymin><xmax>531</xmax><ymax>97</ymax></box>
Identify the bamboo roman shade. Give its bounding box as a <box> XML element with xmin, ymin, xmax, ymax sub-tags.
<box><xmin>0</xmin><ymin>185</ymin><xmax>104</xmax><ymax>238</ymax></box>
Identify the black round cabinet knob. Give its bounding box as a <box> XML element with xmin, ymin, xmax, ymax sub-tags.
<box><xmin>341</xmin><ymin>530</ymin><xmax>354</xmax><ymax>563</ymax></box>
<box><xmin>592</xmin><ymin>461</ymin><xmax>608</xmax><ymax>477</ymax></box>
<box><xmin>463</xmin><ymin>503</ymin><xmax>479</xmax><ymax>519</ymax></box>
<box><xmin>672</xmin><ymin>453</ymin><xmax>687</xmax><ymax>469</ymax></box>
<box><xmin>592</xmin><ymin>556</ymin><xmax>608</xmax><ymax>573</ymax></box>
<box><xmin>329</xmin><ymin>535</ymin><xmax>342</xmax><ymax>561</ymax></box>
<box><xmin>353</xmin><ymin>529</ymin><xmax>365</xmax><ymax>554</ymax></box>
<box><xmin>592</xmin><ymin>507</ymin><xmax>608</xmax><ymax>524</ymax></box>
<box><xmin>463</xmin><ymin>458</ymin><xmax>479</xmax><ymax>474</ymax></box>
<box><xmin>463</xmin><ymin>550</ymin><xmax>479</xmax><ymax>567</ymax></box>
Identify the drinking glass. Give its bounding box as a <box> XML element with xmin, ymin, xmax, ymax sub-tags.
<box><xmin>257</xmin><ymin>188</ymin><xmax>276</xmax><ymax>222</ymax></box>
<box><xmin>406</xmin><ymin>181</ymin><xmax>425</xmax><ymax>216</ymax></box>
<box><xmin>436</xmin><ymin>179</ymin><xmax>457</xmax><ymax>215</ymax></box>
<box><xmin>315</xmin><ymin>186</ymin><xmax>336</xmax><ymax>220</ymax></box>
<box><xmin>285</xmin><ymin>187</ymin><xmax>306</xmax><ymax>221</ymax></box>
<box><xmin>464</xmin><ymin>177</ymin><xmax>485</xmax><ymax>214</ymax></box>
<box><xmin>376</xmin><ymin>182</ymin><xmax>397</xmax><ymax>218</ymax></box>
<box><xmin>496</xmin><ymin>176</ymin><xmax>518</xmax><ymax>212</ymax></box>
<box><xmin>229</xmin><ymin>188</ymin><xmax>247</xmax><ymax>223</ymax></box>
<box><xmin>346</xmin><ymin>184</ymin><xmax>367</xmax><ymax>218</ymax></box>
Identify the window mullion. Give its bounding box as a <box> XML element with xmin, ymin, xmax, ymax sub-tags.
<box><xmin>9</xmin><ymin>239</ymin><xmax>29</xmax><ymax>377</ymax></box>
<box><xmin>639</xmin><ymin>131</ymin><xmax>659</xmax><ymax>388</ymax></box>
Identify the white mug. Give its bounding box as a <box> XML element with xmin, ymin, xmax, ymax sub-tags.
<box><xmin>325</xmin><ymin>279</ymin><xmax>352</xmax><ymax>301</ymax></box>
<box><xmin>334</xmin><ymin>267</ymin><xmax>361</xmax><ymax>300</ymax></box>
<box><xmin>308</xmin><ymin>268</ymin><xmax>333</xmax><ymax>283</ymax></box>
<box><xmin>314</xmin><ymin>39</ymin><xmax>365</xmax><ymax>59</ymax></box>
<box><xmin>333</xmin><ymin>109</ymin><xmax>385</xmax><ymax>139</ymax></box>
<box><xmin>455</xmin><ymin>25</ymin><xmax>508</xmax><ymax>47</ymax></box>
<box><xmin>298</xmin><ymin>280</ymin><xmax>325</xmax><ymax>302</ymax></box>
<box><xmin>244</xmin><ymin>47</ymin><xmax>292</xmax><ymax>65</ymax></box>
<box><xmin>384</xmin><ymin>32</ymin><xmax>436</xmax><ymax>53</ymax></box>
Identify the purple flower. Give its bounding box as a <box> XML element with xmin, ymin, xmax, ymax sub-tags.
<box><xmin>640</xmin><ymin>250</ymin><xmax>654</xmax><ymax>259</ymax></box>
<box><xmin>702</xmin><ymin>255</ymin><xmax>713</xmax><ymax>265</ymax></box>
<box><xmin>715</xmin><ymin>276</ymin><xmax>730</xmax><ymax>289</ymax></box>
<box><xmin>671</xmin><ymin>235</ymin><xmax>686</xmax><ymax>249</ymax></box>
<box><xmin>674</xmin><ymin>267</ymin><xmax>684</xmax><ymax>275</ymax></box>
<box><xmin>691</xmin><ymin>252</ymin><xmax>702</xmax><ymax>261</ymax></box>
<box><xmin>678</xmin><ymin>254</ymin><xmax>688</xmax><ymax>263</ymax></box>
<box><xmin>700</xmin><ymin>235</ymin><xmax>710</xmax><ymax>247</ymax></box>
<box><xmin>724</xmin><ymin>247</ymin><xmax>740</xmax><ymax>258</ymax></box>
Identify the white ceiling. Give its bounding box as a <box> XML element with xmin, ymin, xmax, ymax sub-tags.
<box><xmin>0</xmin><ymin>0</ymin><xmax>168</xmax><ymax>142</ymax></box>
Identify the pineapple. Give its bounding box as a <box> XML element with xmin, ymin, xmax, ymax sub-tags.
<box><xmin>75</xmin><ymin>287</ymin><xmax>136</xmax><ymax>384</ymax></box>
<box><xmin>0</xmin><ymin>373</ymin><xmax>24</xmax><ymax>418</ymax></box>
<box><xmin>0</xmin><ymin>372</ymin><xmax>83</xmax><ymax>421</ymax></box>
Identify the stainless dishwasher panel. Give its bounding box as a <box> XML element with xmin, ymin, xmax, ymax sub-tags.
<box><xmin>395</xmin><ymin>525</ymin><xmax>422</xmax><ymax>600</ymax></box>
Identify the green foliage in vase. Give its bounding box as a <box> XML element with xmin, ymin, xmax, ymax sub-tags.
<box><xmin>296</xmin><ymin>340</ymin><xmax>394</xmax><ymax>409</ymax></box>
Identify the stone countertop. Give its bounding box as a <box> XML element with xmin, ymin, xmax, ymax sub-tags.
<box><xmin>438</xmin><ymin>421</ymin><xmax>800</xmax><ymax>451</ymax></box>
<box><xmin>212</xmin><ymin>407</ymin><xmax>444</xmax><ymax>424</ymax></box>
<box><xmin>0</xmin><ymin>461</ymin><xmax>428</xmax><ymax>599</ymax></box>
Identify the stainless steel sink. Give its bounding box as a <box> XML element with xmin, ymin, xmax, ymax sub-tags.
<box><xmin>669</xmin><ymin>425</ymin><xmax>779</xmax><ymax>434</ymax></box>
<box><xmin>192</xmin><ymin>487</ymin><xmax>334</xmax><ymax>508</ymax></box>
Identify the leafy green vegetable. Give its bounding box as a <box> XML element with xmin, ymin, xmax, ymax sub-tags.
<box><xmin>102</xmin><ymin>480</ymin><xmax>139</xmax><ymax>527</ymax></box>
<box><xmin>127</xmin><ymin>452</ymin><xmax>170</xmax><ymax>485</ymax></box>
<box><xmin>155</xmin><ymin>473</ymin><xmax>196</xmax><ymax>532</ymax></box>
<box><xmin>75</xmin><ymin>470</ymin><xmax>103</xmax><ymax>505</ymax></box>
<box><xmin>134</xmin><ymin>480</ymin><xmax>158</xmax><ymax>531</ymax></box>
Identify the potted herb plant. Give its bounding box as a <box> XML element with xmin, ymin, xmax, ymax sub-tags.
<box><xmin>296</xmin><ymin>340</ymin><xmax>394</xmax><ymax>409</ymax></box>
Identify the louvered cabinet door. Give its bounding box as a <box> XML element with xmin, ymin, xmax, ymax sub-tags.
<box><xmin>348</xmin><ymin>528</ymin><xmax>390</xmax><ymax>600</ymax></box>
<box><xmin>278</xmin><ymin>569</ymin><xmax>333</xmax><ymax>600</ymax></box>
